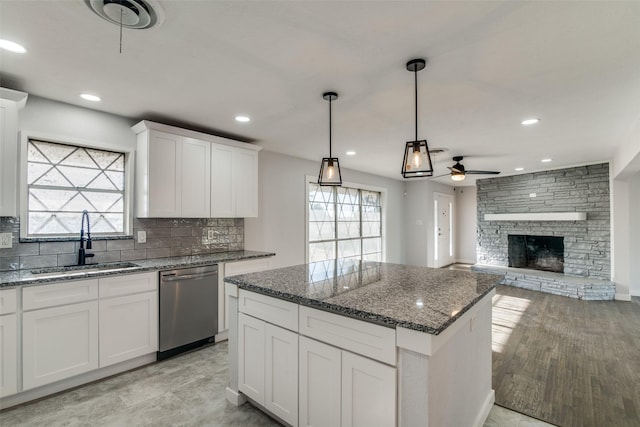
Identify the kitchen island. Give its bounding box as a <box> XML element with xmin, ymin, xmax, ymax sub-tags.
<box><xmin>224</xmin><ymin>261</ymin><xmax>502</xmax><ymax>427</ymax></box>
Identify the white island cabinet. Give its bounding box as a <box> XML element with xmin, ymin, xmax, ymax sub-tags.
<box><xmin>225</xmin><ymin>262</ymin><xmax>499</xmax><ymax>427</ymax></box>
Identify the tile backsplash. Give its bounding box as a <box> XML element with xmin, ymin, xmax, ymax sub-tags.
<box><xmin>0</xmin><ymin>217</ymin><xmax>244</xmax><ymax>271</ymax></box>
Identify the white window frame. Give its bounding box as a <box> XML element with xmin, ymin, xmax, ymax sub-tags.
<box><xmin>305</xmin><ymin>175</ymin><xmax>387</xmax><ymax>263</ymax></box>
<box><xmin>18</xmin><ymin>130</ymin><xmax>135</xmax><ymax>239</ymax></box>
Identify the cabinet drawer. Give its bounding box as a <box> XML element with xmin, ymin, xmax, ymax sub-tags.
<box><xmin>0</xmin><ymin>288</ymin><xmax>17</xmax><ymax>315</ymax></box>
<box><xmin>23</xmin><ymin>279</ymin><xmax>98</xmax><ymax>311</ymax></box>
<box><xmin>299</xmin><ymin>306</ymin><xmax>396</xmax><ymax>366</ymax></box>
<box><xmin>99</xmin><ymin>272</ymin><xmax>158</xmax><ymax>298</ymax></box>
<box><xmin>239</xmin><ymin>290</ymin><xmax>298</xmax><ymax>332</ymax></box>
<box><xmin>225</xmin><ymin>258</ymin><xmax>271</xmax><ymax>276</ymax></box>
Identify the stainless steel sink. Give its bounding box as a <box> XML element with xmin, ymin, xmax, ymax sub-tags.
<box><xmin>30</xmin><ymin>262</ymin><xmax>140</xmax><ymax>278</ymax></box>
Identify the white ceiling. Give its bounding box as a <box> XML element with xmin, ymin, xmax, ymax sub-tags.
<box><xmin>1</xmin><ymin>1</ymin><xmax>639</xmax><ymax>184</ymax></box>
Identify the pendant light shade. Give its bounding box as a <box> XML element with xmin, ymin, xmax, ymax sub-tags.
<box><xmin>402</xmin><ymin>58</ymin><xmax>434</xmax><ymax>178</ymax></box>
<box><xmin>318</xmin><ymin>91</ymin><xmax>342</xmax><ymax>186</ymax></box>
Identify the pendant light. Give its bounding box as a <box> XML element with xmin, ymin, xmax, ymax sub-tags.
<box><xmin>401</xmin><ymin>58</ymin><xmax>434</xmax><ymax>178</ymax></box>
<box><xmin>318</xmin><ymin>91</ymin><xmax>342</xmax><ymax>186</ymax></box>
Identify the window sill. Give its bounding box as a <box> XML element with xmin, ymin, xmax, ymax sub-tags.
<box><xmin>19</xmin><ymin>235</ymin><xmax>134</xmax><ymax>244</ymax></box>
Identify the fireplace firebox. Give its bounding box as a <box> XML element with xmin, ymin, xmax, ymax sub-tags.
<box><xmin>508</xmin><ymin>235</ymin><xmax>564</xmax><ymax>273</ymax></box>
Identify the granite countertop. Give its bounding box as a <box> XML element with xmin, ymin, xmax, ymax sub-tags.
<box><xmin>0</xmin><ymin>250</ymin><xmax>275</xmax><ymax>288</ymax></box>
<box><xmin>225</xmin><ymin>261</ymin><xmax>502</xmax><ymax>335</ymax></box>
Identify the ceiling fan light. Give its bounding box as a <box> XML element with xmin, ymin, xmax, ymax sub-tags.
<box><xmin>451</xmin><ymin>172</ymin><xmax>466</xmax><ymax>181</ymax></box>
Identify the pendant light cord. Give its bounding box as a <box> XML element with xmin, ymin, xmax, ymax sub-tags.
<box><xmin>414</xmin><ymin>68</ymin><xmax>418</xmax><ymax>142</ymax></box>
<box><xmin>119</xmin><ymin>9</ymin><xmax>123</xmax><ymax>54</ymax></box>
<box><xmin>329</xmin><ymin>97</ymin><xmax>332</xmax><ymax>158</ymax></box>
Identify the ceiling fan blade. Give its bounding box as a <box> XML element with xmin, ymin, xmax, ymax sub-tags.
<box><xmin>429</xmin><ymin>173</ymin><xmax>451</xmax><ymax>179</ymax></box>
<box><xmin>448</xmin><ymin>166</ymin><xmax>465</xmax><ymax>173</ymax></box>
<box><xmin>466</xmin><ymin>170</ymin><xmax>500</xmax><ymax>175</ymax></box>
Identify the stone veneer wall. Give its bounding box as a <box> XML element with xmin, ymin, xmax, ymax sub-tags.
<box><xmin>0</xmin><ymin>217</ymin><xmax>244</xmax><ymax>272</ymax></box>
<box><xmin>476</xmin><ymin>163</ymin><xmax>610</xmax><ymax>279</ymax></box>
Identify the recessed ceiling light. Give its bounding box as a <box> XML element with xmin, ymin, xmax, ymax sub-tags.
<box><xmin>0</xmin><ymin>39</ymin><xmax>26</xmax><ymax>53</ymax></box>
<box><xmin>521</xmin><ymin>118</ymin><xmax>540</xmax><ymax>125</ymax></box>
<box><xmin>541</xmin><ymin>158</ymin><xmax>552</xmax><ymax>163</ymax></box>
<box><xmin>515</xmin><ymin>167</ymin><xmax>524</xmax><ymax>171</ymax></box>
<box><xmin>80</xmin><ymin>93</ymin><xmax>101</xmax><ymax>102</ymax></box>
<box><xmin>346</xmin><ymin>150</ymin><xmax>356</xmax><ymax>156</ymax></box>
<box><xmin>235</xmin><ymin>115</ymin><xmax>250</xmax><ymax>123</ymax></box>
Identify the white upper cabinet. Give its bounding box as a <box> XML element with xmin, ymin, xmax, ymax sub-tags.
<box><xmin>134</xmin><ymin>126</ymin><xmax>210</xmax><ymax>218</ymax></box>
<box><xmin>0</xmin><ymin>88</ymin><xmax>28</xmax><ymax>217</ymax></box>
<box><xmin>132</xmin><ymin>120</ymin><xmax>259</xmax><ymax>218</ymax></box>
<box><xmin>181</xmin><ymin>137</ymin><xmax>211</xmax><ymax>217</ymax></box>
<box><xmin>211</xmin><ymin>144</ymin><xmax>258</xmax><ymax>218</ymax></box>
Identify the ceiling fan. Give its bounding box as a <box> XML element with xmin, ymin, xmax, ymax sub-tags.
<box><xmin>445</xmin><ymin>156</ymin><xmax>500</xmax><ymax>181</ymax></box>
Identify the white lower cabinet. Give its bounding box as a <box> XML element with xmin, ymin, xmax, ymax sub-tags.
<box><xmin>99</xmin><ymin>291</ymin><xmax>158</xmax><ymax>367</ymax></box>
<box><xmin>0</xmin><ymin>313</ymin><xmax>18</xmax><ymax>397</ymax></box>
<box><xmin>22</xmin><ymin>301</ymin><xmax>99</xmax><ymax>390</ymax></box>
<box><xmin>238</xmin><ymin>313</ymin><xmax>299</xmax><ymax>426</ymax></box>
<box><xmin>238</xmin><ymin>313</ymin><xmax>266</xmax><ymax>403</ymax></box>
<box><xmin>299</xmin><ymin>336</ymin><xmax>396</xmax><ymax>427</ymax></box>
<box><xmin>219</xmin><ymin>257</ymin><xmax>272</xmax><ymax>337</ymax></box>
<box><xmin>299</xmin><ymin>336</ymin><xmax>342</xmax><ymax>427</ymax></box>
<box><xmin>341</xmin><ymin>351</ymin><xmax>396</xmax><ymax>427</ymax></box>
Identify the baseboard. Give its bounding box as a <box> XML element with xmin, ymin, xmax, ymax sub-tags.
<box><xmin>615</xmin><ymin>293</ymin><xmax>632</xmax><ymax>301</ymax></box>
<box><xmin>473</xmin><ymin>389</ymin><xmax>495</xmax><ymax>427</ymax></box>
<box><xmin>215</xmin><ymin>330</ymin><xmax>228</xmax><ymax>342</ymax></box>
<box><xmin>0</xmin><ymin>353</ymin><xmax>156</xmax><ymax>410</ymax></box>
<box><xmin>225</xmin><ymin>387</ymin><xmax>246</xmax><ymax>406</ymax></box>
<box><xmin>631</xmin><ymin>290</ymin><xmax>640</xmax><ymax>298</ymax></box>
<box><xmin>455</xmin><ymin>259</ymin><xmax>477</xmax><ymax>265</ymax></box>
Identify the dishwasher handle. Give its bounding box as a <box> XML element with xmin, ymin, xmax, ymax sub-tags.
<box><xmin>161</xmin><ymin>270</ymin><xmax>218</xmax><ymax>282</ymax></box>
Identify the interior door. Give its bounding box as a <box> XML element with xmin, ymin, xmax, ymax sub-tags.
<box><xmin>435</xmin><ymin>193</ymin><xmax>454</xmax><ymax>267</ymax></box>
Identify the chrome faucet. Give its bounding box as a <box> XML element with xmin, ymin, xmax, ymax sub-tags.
<box><xmin>78</xmin><ymin>209</ymin><xmax>94</xmax><ymax>266</ymax></box>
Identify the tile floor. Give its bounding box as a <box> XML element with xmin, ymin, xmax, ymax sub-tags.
<box><xmin>0</xmin><ymin>341</ymin><xmax>554</xmax><ymax>427</ymax></box>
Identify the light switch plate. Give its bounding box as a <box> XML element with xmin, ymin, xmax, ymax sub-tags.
<box><xmin>207</xmin><ymin>229</ymin><xmax>215</xmax><ymax>240</ymax></box>
<box><xmin>137</xmin><ymin>230</ymin><xmax>147</xmax><ymax>243</ymax></box>
<box><xmin>0</xmin><ymin>233</ymin><xmax>12</xmax><ymax>249</ymax></box>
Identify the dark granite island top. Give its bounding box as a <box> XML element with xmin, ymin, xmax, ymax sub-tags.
<box><xmin>224</xmin><ymin>260</ymin><xmax>502</xmax><ymax>335</ymax></box>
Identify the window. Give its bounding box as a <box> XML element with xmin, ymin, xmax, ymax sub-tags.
<box><xmin>25</xmin><ymin>139</ymin><xmax>127</xmax><ymax>237</ymax></box>
<box><xmin>307</xmin><ymin>181</ymin><xmax>383</xmax><ymax>263</ymax></box>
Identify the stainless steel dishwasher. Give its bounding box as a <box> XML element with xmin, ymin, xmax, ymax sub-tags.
<box><xmin>158</xmin><ymin>265</ymin><xmax>218</xmax><ymax>360</ymax></box>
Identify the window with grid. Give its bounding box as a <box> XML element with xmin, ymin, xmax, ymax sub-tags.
<box><xmin>26</xmin><ymin>139</ymin><xmax>126</xmax><ymax>236</ymax></box>
<box><xmin>308</xmin><ymin>182</ymin><xmax>382</xmax><ymax>263</ymax></box>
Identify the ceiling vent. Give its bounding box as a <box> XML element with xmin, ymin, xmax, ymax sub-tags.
<box><xmin>85</xmin><ymin>0</ymin><xmax>161</xmax><ymax>30</ymax></box>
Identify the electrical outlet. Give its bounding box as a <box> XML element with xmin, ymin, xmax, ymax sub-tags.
<box><xmin>529</xmin><ymin>193</ymin><xmax>537</xmax><ymax>198</ymax></box>
<box><xmin>207</xmin><ymin>229</ymin><xmax>215</xmax><ymax>240</ymax></box>
<box><xmin>137</xmin><ymin>230</ymin><xmax>147</xmax><ymax>243</ymax></box>
<box><xmin>0</xmin><ymin>233</ymin><xmax>12</xmax><ymax>249</ymax></box>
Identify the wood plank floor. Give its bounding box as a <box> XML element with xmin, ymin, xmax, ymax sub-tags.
<box><xmin>492</xmin><ymin>285</ymin><xmax>640</xmax><ymax>427</ymax></box>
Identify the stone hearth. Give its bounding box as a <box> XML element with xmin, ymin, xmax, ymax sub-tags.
<box><xmin>472</xmin><ymin>264</ymin><xmax>615</xmax><ymax>300</ymax></box>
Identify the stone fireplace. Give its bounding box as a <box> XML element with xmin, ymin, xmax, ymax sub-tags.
<box><xmin>474</xmin><ymin>163</ymin><xmax>614</xmax><ymax>300</ymax></box>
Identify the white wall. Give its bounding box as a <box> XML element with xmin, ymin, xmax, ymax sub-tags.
<box><xmin>611</xmin><ymin>120</ymin><xmax>640</xmax><ymax>299</ymax></box>
<box><xmin>244</xmin><ymin>150</ymin><xmax>406</xmax><ymax>269</ymax></box>
<box><xmin>404</xmin><ymin>179</ymin><xmax>454</xmax><ymax>267</ymax></box>
<box><xmin>454</xmin><ymin>186</ymin><xmax>477</xmax><ymax>264</ymax></box>
<box><xmin>630</xmin><ymin>172</ymin><xmax>640</xmax><ymax>297</ymax></box>
<box><xmin>19</xmin><ymin>96</ymin><xmax>136</xmax><ymax>151</ymax></box>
